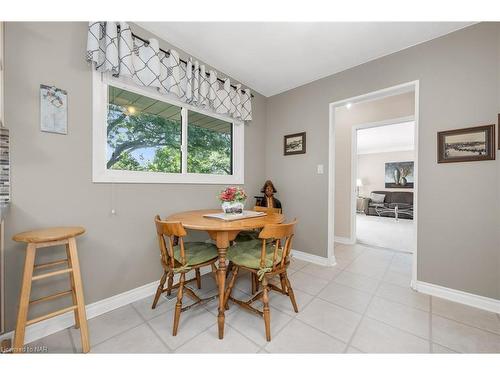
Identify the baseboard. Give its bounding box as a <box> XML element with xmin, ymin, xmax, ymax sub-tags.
<box><xmin>334</xmin><ymin>236</ymin><xmax>356</xmax><ymax>245</ymax></box>
<box><xmin>0</xmin><ymin>268</ymin><xmax>212</xmax><ymax>345</ymax></box>
<box><xmin>415</xmin><ymin>281</ymin><xmax>500</xmax><ymax>314</ymax></box>
<box><xmin>291</xmin><ymin>249</ymin><xmax>336</xmax><ymax>266</ymax></box>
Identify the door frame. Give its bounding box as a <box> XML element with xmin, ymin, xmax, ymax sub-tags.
<box><xmin>351</xmin><ymin>115</ymin><xmax>415</xmax><ymax>249</ymax></box>
<box><xmin>328</xmin><ymin>80</ymin><xmax>420</xmax><ymax>289</ymax></box>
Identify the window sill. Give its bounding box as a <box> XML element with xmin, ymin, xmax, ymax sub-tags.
<box><xmin>92</xmin><ymin>169</ymin><xmax>244</xmax><ymax>185</ymax></box>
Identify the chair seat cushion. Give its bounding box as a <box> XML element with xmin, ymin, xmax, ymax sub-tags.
<box><xmin>227</xmin><ymin>239</ymin><xmax>283</xmax><ymax>270</ymax></box>
<box><xmin>173</xmin><ymin>242</ymin><xmax>218</xmax><ymax>266</ymax></box>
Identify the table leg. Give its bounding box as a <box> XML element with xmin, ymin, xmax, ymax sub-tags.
<box><xmin>216</xmin><ymin>232</ymin><xmax>229</xmax><ymax>339</ymax></box>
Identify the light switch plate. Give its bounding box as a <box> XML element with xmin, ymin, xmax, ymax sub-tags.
<box><xmin>317</xmin><ymin>164</ymin><xmax>324</xmax><ymax>174</ymax></box>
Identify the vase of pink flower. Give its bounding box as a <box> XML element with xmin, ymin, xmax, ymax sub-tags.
<box><xmin>219</xmin><ymin>186</ymin><xmax>247</xmax><ymax>214</ymax></box>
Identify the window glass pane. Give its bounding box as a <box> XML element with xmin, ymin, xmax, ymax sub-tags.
<box><xmin>187</xmin><ymin>110</ymin><xmax>232</xmax><ymax>175</ymax></box>
<box><xmin>107</xmin><ymin>86</ymin><xmax>182</xmax><ymax>173</ymax></box>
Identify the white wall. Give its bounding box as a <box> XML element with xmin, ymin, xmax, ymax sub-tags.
<box><xmin>358</xmin><ymin>150</ymin><xmax>415</xmax><ymax>197</ymax></box>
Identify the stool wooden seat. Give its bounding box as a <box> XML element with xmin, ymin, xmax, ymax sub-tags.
<box><xmin>13</xmin><ymin>226</ymin><xmax>85</xmax><ymax>244</ymax></box>
<box><xmin>12</xmin><ymin>226</ymin><xmax>89</xmax><ymax>353</ymax></box>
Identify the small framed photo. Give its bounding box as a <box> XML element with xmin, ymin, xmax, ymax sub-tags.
<box><xmin>40</xmin><ymin>84</ymin><xmax>68</xmax><ymax>134</ymax></box>
<box><xmin>437</xmin><ymin>124</ymin><xmax>495</xmax><ymax>163</ymax></box>
<box><xmin>284</xmin><ymin>132</ymin><xmax>306</xmax><ymax>156</ymax></box>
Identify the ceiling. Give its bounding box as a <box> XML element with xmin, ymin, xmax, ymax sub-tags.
<box><xmin>357</xmin><ymin>122</ymin><xmax>415</xmax><ymax>155</ymax></box>
<box><xmin>138</xmin><ymin>22</ymin><xmax>473</xmax><ymax>97</ymax></box>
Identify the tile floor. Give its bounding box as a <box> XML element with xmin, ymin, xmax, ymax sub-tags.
<box><xmin>27</xmin><ymin>243</ymin><xmax>500</xmax><ymax>353</ymax></box>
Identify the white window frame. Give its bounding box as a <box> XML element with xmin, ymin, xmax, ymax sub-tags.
<box><xmin>92</xmin><ymin>70</ymin><xmax>244</xmax><ymax>184</ymax></box>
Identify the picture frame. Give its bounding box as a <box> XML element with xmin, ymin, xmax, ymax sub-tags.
<box><xmin>437</xmin><ymin>124</ymin><xmax>495</xmax><ymax>163</ymax></box>
<box><xmin>40</xmin><ymin>84</ymin><xmax>68</xmax><ymax>135</ymax></box>
<box><xmin>385</xmin><ymin>161</ymin><xmax>414</xmax><ymax>188</ymax></box>
<box><xmin>284</xmin><ymin>132</ymin><xmax>306</xmax><ymax>156</ymax></box>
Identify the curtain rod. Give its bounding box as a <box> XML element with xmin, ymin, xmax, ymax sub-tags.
<box><xmin>119</xmin><ymin>26</ymin><xmax>254</xmax><ymax>98</ymax></box>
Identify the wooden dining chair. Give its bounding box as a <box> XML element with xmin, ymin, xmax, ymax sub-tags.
<box><xmin>153</xmin><ymin>215</ymin><xmax>219</xmax><ymax>335</ymax></box>
<box><xmin>232</xmin><ymin>205</ymin><xmax>284</xmax><ymax>292</ymax></box>
<box><xmin>224</xmin><ymin>220</ymin><xmax>298</xmax><ymax>341</ymax></box>
<box><xmin>253</xmin><ymin>205</ymin><xmax>282</xmax><ymax>214</ymax></box>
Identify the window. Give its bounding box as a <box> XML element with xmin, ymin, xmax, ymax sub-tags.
<box><xmin>92</xmin><ymin>72</ymin><xmax>244</xmax><ymax>184</ymax></box>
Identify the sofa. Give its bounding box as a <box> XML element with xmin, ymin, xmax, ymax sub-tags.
<box><xmin>364</xmin><ymin>190</ymin><xmax>413</xmax><ymax>219</ymax></box>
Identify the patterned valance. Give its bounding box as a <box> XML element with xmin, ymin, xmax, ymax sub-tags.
<box><xmin>86</xmin><ymin>22</ymin><xmax>252</xmax><ymax>121</ymax></box>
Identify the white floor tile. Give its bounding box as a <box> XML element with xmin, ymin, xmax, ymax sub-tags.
<box><xmin>432</xmin><ymin>297</ymin><xmax>500</xmax><ymax>335</ymax></box>
<box><xmin>70</xmin><ymin>304</ymin><xmax>143</xmax><ymax>349</ymax></box>
<box><xmin>132</xmin><ymin>295</ymin><xmax>176</xmax><ymax>321</ymax></box>
<box><xmin>268</xmin><ymin>287</ymin><xmax>313</xmax><ymax>315</ymax></box>
<box><xmin>376</xmin><ymin>282</ymin><xmax>430</xmax><ymax>311</ymax></box>
<box><xmin>91</xmin><ymin>323</ymin><xmax>169</xmax><ymax>353</ymax></box>
<box><xmin>287</xmin><ymin>271</ymin><xmax>329</xmax><ymax>295</ymax></box>
<box><xmin>226</xmin><ymin>305</ymin><xmax>293</xmax><ymax>345</ymax></box>
<box><xmin>300</xmin><ymin>263</ymin><xmax>343</xmax><ymax>281</ymax></box>
<box><xmin>288</xmin><ymin>257</ymin><xmax>309</xmax><ymax>271</ymax></box>
<box><xmin>432</xmin><ymin>315</ymin><xmax>500</xmax><ymax>353</ymax></box>
<box><xmin>351</xmin><ymin>317</ymin><xmax>430</xmax><ymax>353</ymax></box>
<box><xmin>318</xmin><ymin>282</ymin><xmax>372</xmax><ymax>313</ymax></box>
<box><xmin>366</xmin><ymin>296</ymin><xmax>430</xmax><ymax>339</ymax></box>
<box><xmin>265</xmin><ymin>319</ymin><xmax>346</xmax><ymax>353</ymax></box>
<box><xmin>175</xmin><ymin>324</ymin><xmax>260</xmax><ymax>353</ymax></box>
<box><xmin>383</xmin><ymin>270</ymin><xmax>412</xmax><ymax>288</ymax></box>
<box><xmin>346</xmin><ymin>346</ymin><xmax>364</xmax><ymax>353</ymax></box>
<box><xmin>344</xmin><ymin>258</ymin><xmax>390</xmax><ymax>279</ymax></box>
<box><xmin>432</xmin><ymin>343</ymin><xmax>458</xmax><ymax>353</ymax></box>
<box><xmin>28</xmin><ymin>329</ymin><xmax>75</xmax><ymax>353</ymax></box>
<box><xmin>334</xmin><ymin>271</ymin><xmax>381</xmax><ymax>294</ymax></box>
<box><xmin>148</xmin><ymin>305</ymin><xmax>217</xmax><ymax>350</ymax></box>
<box><xmin>297</xmin><ymin>298</ymin><xmax>362</xmax><ymax>342</ymax></box>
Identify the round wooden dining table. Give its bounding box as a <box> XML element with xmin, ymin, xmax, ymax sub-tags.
<box><xmin>166</xmin><ymin>209</ymin><xmax>285</xmax><ymax>339</ymax></box>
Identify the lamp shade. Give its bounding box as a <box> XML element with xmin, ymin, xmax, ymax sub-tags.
<box><xmin>356</xmin><ymin>178</ymin><xmax>363</xmax><ymax>187</ymax></box>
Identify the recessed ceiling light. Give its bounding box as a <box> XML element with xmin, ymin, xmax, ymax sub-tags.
<box><xmin>126</xmin><ymin>106</ymin><xmax>136</xmax><ymax>115</ymax></box>
<box><xmin>346</xmin><ymin>102</ymin><xmax>352</xmax><ymax>109</ymax></box>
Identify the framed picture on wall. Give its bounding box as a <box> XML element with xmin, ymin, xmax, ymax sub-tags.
<box><xmin>437</xmin><ymin>124</ymin><xmax>495</xmax><ymax>163</ymax></box>
<box><xmin>385</xmin><ymin>161</ymin><xmax>414</xmax><ymax>188</ymax></box>
<box><xmin>284</xmin><ymin>132</ymin><xmax>306</xmax><ymax>155</ymax></box>
<box><xmin>40</xmin><ymin>84</ymin><xmax>68</xmax><ymax>135</ymax></box>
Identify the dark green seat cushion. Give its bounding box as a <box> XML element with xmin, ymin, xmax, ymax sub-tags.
<box><xmin>234</xmin><ymin>230</ymin><xmax>259</xmax><ymax>242</ymax></box>
<box><xmin>173</xmin><ymin>242</ymin><xmax>218</xmax><ymax>266</ymax></box>
<box><xmin>227</xmin><ymin>239</ymin><xmax>283</xmax><ymax>270</ymax></box>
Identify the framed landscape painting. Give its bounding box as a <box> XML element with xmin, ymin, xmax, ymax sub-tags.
<box><xmin>437</xmin><ymin>124</ymin><xmax>495</xmax><ymax>163</ymax></box>
<box><xmin>284</xmin><ymin>132</ymin><xmax>306</xmax><ymax>155</ymax></box>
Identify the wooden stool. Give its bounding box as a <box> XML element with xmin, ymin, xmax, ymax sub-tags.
<box><xmin>12</xmin><ymin>227</ymin><xmax>89</xmax><ymax>353</ymax></box>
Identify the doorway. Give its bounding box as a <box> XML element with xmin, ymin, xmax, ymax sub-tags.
<box><xmin>353</xmin><ymin>118</ymin><xmax>415</xmax><ymax>252</ymax></box>
<box><xmin>328</xmin><ymin>81</ymin><xmax>419</xmax><ymax>288</ymax></box>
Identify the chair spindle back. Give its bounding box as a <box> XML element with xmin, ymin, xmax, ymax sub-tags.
<box><xmin>154</xmin><ymin>215</ymin><xmax>188</xmax><ymax>268</ymax></box>
<box><xmin>258</xmin><ymin>220</ymin><xmax>297</xmax><ymax>271</ymax></box>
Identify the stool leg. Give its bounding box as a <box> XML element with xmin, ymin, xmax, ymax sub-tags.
<box><xmin>66</xmin><ymin>244</ymin><xmax>80</xmax><ymax>329</ymax></box>
<box><xmin>13</xmin><ymin>244</ymin><xmax>37</xmax><ymax>353</ymax></box>
<box><xmin>67</xmin><ymin>237</ymin><xmax>90</xmax><ymax>353</ymax></box>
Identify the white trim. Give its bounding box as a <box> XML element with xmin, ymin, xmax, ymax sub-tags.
<box><xmin>328</xmin><ymin>80</ymin><xmax>420</xmax><ymax>290</ymax></box>
<box><xmin>334</xmin><ymin>236</ymin><xmax>356</xmax><ymax>245</ymax></box>
<box><xmin>415</xmin><ymin>281</ymin><xmax>500</xmax><ymax>314</ymax></box>
<box><xmin>92</xmin><ymin>71</ymin><xmax>245</xmax><ymax>185</ymax></box>
<box><xmin>0</xmin><ymin>268</ymin><xmax>211</xmax><ymax>345</ymax></box>
<box><xmin>291</xmin><ymin>249</ymin><xmax>336</xmax><ymax>267</ymax></box>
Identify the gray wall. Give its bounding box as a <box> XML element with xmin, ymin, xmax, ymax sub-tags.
<box><xmin>266</xmin><ymin>23</ymin><xmax>500</xmax><ymax>299</ymax></box>
<box><xmin>3</xmin><ymin>22</ymin><xmax>267</xmax><ymax>331</ymax></box>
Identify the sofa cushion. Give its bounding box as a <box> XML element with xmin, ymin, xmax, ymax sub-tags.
<box><xmin>370</xmin><ymin>193</ymin><xmax>386</xmax><ymax>203</ymax></box>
